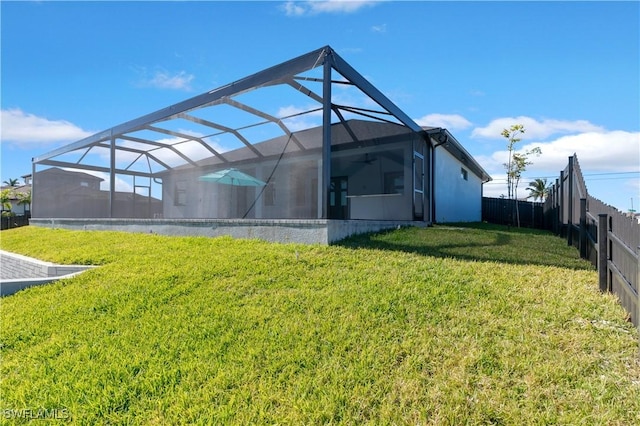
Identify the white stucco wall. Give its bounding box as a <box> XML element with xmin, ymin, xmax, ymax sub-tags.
<box><xmin>434</xmin><ymin>147</ymin><xmax>483</xmax><ymax>223</ymax></box>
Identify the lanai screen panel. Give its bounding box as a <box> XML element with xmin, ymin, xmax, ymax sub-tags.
<box><xmin>32</xmin><ymin>46</ymin><xmax>428</xmax><ymax>220</ymax></box>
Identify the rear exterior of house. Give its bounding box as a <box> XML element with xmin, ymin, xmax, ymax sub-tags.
<box><xmin>28</xmin><ymin>46</ymin><xmax>490</xmax><ymax>243</ymax></box>
<box><xmin>431</xmin><ymin>129</ymin><xmax>490</xmax><ymax>223</ymax></box>
<box><xmin>160</xmin><ymin>120</ymin><xmax>427</xmax><ymax>222</ymax></box>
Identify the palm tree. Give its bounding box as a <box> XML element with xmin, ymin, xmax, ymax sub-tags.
<box><xmin>527</xmin><ymin>178</ymin><xmax>550</xmax><ymax>202</ymax></box>
<box><xmin>3</xmin><ymin>178</ymin><xmax>19</xmax><ymax>187</ymax></box>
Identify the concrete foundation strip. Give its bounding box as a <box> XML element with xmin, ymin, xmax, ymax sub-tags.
<box><xmin>0</xmin><ymin>250</ymin><xmax>95</xmax><ymax>296</ymax></box>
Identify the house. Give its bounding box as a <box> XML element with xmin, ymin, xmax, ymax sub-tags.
<box><xmin>32</xmin><ymin>168</ymin><xmax>162</xmax><ymax>219</ymax></box>
<box><xmin>159</xmin><ymin>120</ymin><xmax>490</xmax><ymax>223</ymax></box>
<box><xmin>427</xmin><ymin>128</ymin><xmax>491</xmax><ymax>223</ymax></box>
<box><xmin>1</xmin><ymin>175</ymin><xmax>32</xmax><ymax>216</ymax></box>
<box><xmin>29</xmin><ymin>46</ymin><xmax>490</xmax><ymax>244</ymax></box>
<box><xmin>161</xmin><ymin>120</ymin><xmax>423</xmax><ymax>221</ymax></box>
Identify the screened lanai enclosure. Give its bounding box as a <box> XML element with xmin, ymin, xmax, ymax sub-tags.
<box><xmin>31</xmin><ymin>46</ymin><xmax>441</xmax><ymax>243</ymax></box>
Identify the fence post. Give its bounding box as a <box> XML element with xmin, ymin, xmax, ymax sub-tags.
<box><xmin>554</xmin><ymin>179</ymin><xmax>559</xmax><ymax>234</ymax></box>
<box><xmin>579</xmin><ymin>198</ymin><xmax>587</xmax><ymax>258</ymax></box>
<box><xmin>637</xmin><ymin>245</ymin><xmax>640</xmax><ymax>346</ymax></box>
<box><xmin>598</xmin><ymin>214</ymin><xmax>608</xmax><ymax>292</ymax></box>
<box><xmin>567</xmin><ymin>156</ymin><xmax>574</xmax><ymax>246</ymax></box>
<box><xmin>558</xmin><ymin>173</ymin><xmax>563</xmax><ymax>237</ymax></box>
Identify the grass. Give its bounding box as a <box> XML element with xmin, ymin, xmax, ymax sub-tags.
<box><xmin>1</xmin><ymin>224</ymin><xmax>639</xmax><ymax>424</ymax></box>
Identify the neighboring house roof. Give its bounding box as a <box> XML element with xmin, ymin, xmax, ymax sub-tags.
<box><xmin>35</xmin><ymin>167</ymin><xmax>104</xmax><ymax>182</ymax></box>
<box><xmin>0</xmin><ymin>184</ymin><xmax>31</xmax><ymax>200</ymax></box>
<box><xmin>422</xmin><ymin>126</ymin><xmax>492</xmax><ymax>183</ymax></box>
<box><xmin>32</xmin><ymin>168</ymin><xmax>160</xmax><ymax>201</ymax></box>
<box><xmin>163</xmin><ymin>119</ymin><xmax>423</xmax><ymax>175</ymax></box>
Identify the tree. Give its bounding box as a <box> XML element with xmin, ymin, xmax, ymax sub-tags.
<box><xmin>501</xmin><ymin>124</ymin><xmax>542</xmax><ymax>227</ymax></box>
<box><xmin>1</xmin><ymin>189</ymin><xmax>13</xmax><ymax>216</ymax></box>
<box><xmin>511</xmin><ymin>147</ymin><xmax>541</xmax><ymax>202</ymax></box>
<box><xmin>501</xmin><ymin>124</ymin><xmax>525</xmax><ymax>201</ymax></box>
<box><xmin>527</xmin><ymin>178</ymin><xmax>550</xmax><ymax>202</ymax></box>
<box><xmin>3</xmin><ymin>178</ymin><xmax>19</xmax><ymax>187</ymax></box>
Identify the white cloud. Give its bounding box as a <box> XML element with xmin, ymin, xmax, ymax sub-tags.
<box><xmin>471</xmin><ymin>117</ymin><xmax>637</xmax><ymax>206</ymax></box>
<box><xmin>371</xmin><ymin>23</ymin><xmax>387</xmax><ymax>33</ymax></box>
<box><xmin>79</xmin><ymin>127</ymin><xmax>229</xmax><ymax>172</ymax></box>
<box><xmin>338</xmin><ymin>47</ymin><xmax>363</xmax><ymax>55</ymax></box>
<box><xmin>472</xmin><ymin>116</ymin><xmax>605</xmax><ymax>140</ymax></box>
<box><xmin>0</xmin><ymin>108</ymin><xmax>93</xmax><ymax>146</ymax></box>
<box><xmin>522</xmin><ymin>131</ymin><xmax>639</xmax><ymax>173</ymax></box>
<box><xmin>414</xmin><ymin>113</ymin><xmax>472</xmax><ymax>131</ymax></box>
<box><xmin>278</xmin><ymin>105</ymin><xmax>322</xmax><ymax>131</ymax></box>
<box><xmin>481</xmin><ymin>132</ymin><xmax>640</xmax><ymax>208</ymax></box>
<box><xmin>282</xmin><ymin>0</ymin><xmax>379</xmax><ymax>16</ymax></box>
<box><xmin>114</xmin><ymin>132</ymin><xmax>228</xmax><ymax>169</ymax></box>
<box><xmin>481</xmin><ymin>172</ymin><xmax>510</xmax><ymax>199</ymax></box>
<box><xmin>145</xmin><ymin>70</ymin><xmax>194</xmax><ymax>91</ymax></box>
<box><xmin>99</xmin><ymin>173</ymin><xmax>134</xmax><ymax>193</ymax></box>
<box><xmin>479</xmin><ymin>130</ymin><xmax>640</xmax><ymax>176</ymax></box>
<box><xmin>278</xmin><ymin>105</ymin><xmax>308</xmax><ymax>117</ymax></box>
<box><xmin>282</xmin><ymin>1</ymin><xmax>306</xmax><ymax>16</ymax></box>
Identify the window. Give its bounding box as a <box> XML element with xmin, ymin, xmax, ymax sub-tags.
<box><xmin>461</xmin><ymin>168</ymin><xmax>468</xmax><ymax>181</ymax></box>
<box><xmin>174</xmin><ymin>181</ymin><xmax>187</xmax><ymax>206</ymax></box>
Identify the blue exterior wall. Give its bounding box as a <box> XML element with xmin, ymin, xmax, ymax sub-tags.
<box><xmin>434</xmin><ymin>147</ymin><xmax>483</xmax><ymax>223</ymax></box>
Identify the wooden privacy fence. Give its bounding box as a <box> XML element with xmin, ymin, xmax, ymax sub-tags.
<box><xmin>482</xmin><ymin>197</ymin><xmax>544</xmax><ymax>229</ymax></box>
<box><xmin>544</xmin><ymin>155</ymin><xmax>639</xmax><ymax>331</ymax></box>
<box><xmin>1</xmin><ymin>214</ymin><xmax>30</xmax><ymax>231</ymax></box>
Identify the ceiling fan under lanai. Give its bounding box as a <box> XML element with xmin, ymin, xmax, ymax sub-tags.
<box><xmin>352</xmin><ymin>153</ymin><xmax>378</xmax><ymax>164</ymax></box>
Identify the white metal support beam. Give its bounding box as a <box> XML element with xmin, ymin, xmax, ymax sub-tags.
<box><xmin>109</xmin><ymin>134</ymin><xmax>116</xmax><ymax>218</ymax></box>
<box><xmin>33</xmin><ymin>46</ymin><xmax>330</xmax><ymax>164</ymax></box>
<box><xmin>223</xmin><ymin>97</ymin><xmax>308</xmax><ymax>152</ymax></box>
<box><xmin>329</xmin><ymin>48</ymin><xmax>424</xmax><ymax>134</ymax></box>
<box><xmin>322</xmin><ymin>50</ymin><xmax>333</xmax><ymax>219</ymax></box>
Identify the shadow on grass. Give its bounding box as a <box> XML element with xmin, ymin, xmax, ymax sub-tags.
<box><xmin>336</xmin><ymin>222</ymin><xmax>593</xmax><ymax>271</ymax></box>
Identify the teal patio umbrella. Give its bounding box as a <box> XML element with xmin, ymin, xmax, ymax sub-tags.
<box><xmin>199</xmin><ymin>169</ymin><xmax>266</xmax><ymax>218</ymax></box>
<box><xmin>199</xmin><ymin>168</ymin><xmax>266</xmax><ymax>187</ymax></box>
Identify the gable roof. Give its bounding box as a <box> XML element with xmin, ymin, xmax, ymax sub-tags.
<box><xmin>0</xmin><ymin>184</ymin><xmax>31</xmax><ymax>200</ymax></box>
<box><xmin>162</xmin><ymin>119</ymin><xmax>418</xmax><ymax>174</ymax></box>
<box><xmin>423</xmin><ymin>127</ymin><xmax>492</xmax><ymax>183</ymax></box>
<box><xmin>35</xmin><ymin>167</ymin><xmax>104</xmax><ymax>182</ymax></box>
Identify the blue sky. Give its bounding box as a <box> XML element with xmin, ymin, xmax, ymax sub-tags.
<box><xmin>2</xmin><ymin>0</ymin><xmax>639</xmax><ymax>212</ymax></box>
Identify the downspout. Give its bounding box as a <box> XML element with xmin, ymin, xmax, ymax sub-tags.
<box><xmin>432</xmin><ymin>144</ymin><xmax>436</xmax><ymax>223</ymax></box>
<box><xmin>424</xmin><ymin>135</ymin><xmax>432</xmax><ymax>224</ymax></box>
<box><xmin>431</xmin><ymin>130</ymin><xmax>448</xmax><ymax>224</ymax></box>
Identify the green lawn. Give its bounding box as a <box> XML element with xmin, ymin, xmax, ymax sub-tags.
<box><xmin>1</xmin><ymin>224</ymin><xmax>639</xmax><ymax>425</ymax></box>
